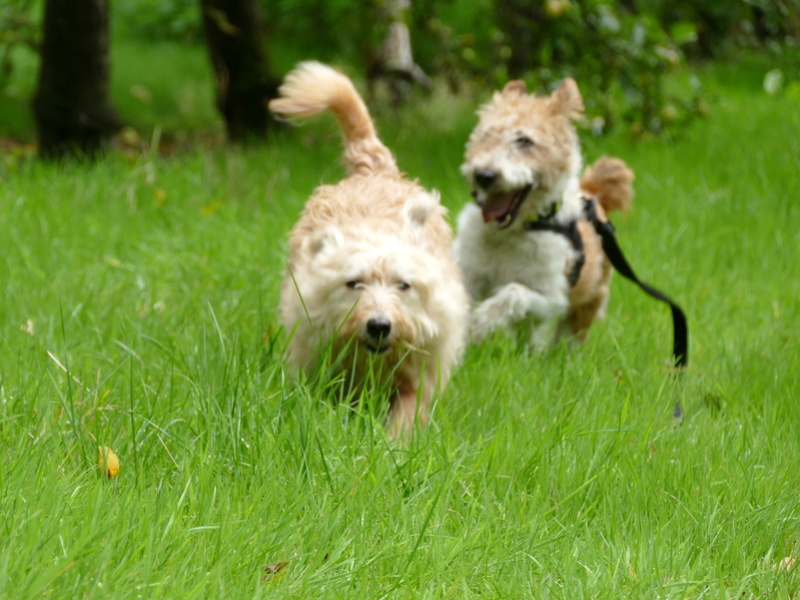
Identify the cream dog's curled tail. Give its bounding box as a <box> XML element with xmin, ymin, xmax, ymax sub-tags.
<box><xmin>580</xmin><ymin>156</ymin><xmax>634</xmax><ymax>213</ymax></box>
<box><xmin>269</xmin><ymin>61</ymin><xmax>397</xmax><ymax>176</ymax></box>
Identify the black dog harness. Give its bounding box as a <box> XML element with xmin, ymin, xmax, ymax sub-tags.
<box><xmin>523</xmin><ymin>201</ymin><xmax>585</xmax><ymax>288</ymax></box>
<box><xmin>524</xmin><ymin>197</ymin><xmax>688</xmax><ymax>368</ymax></box>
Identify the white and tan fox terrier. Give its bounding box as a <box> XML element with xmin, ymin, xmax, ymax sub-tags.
<box><xmin>454</xmin><ymin>78</ymin><xmax>634</xmax><ymax>349</ymax></box>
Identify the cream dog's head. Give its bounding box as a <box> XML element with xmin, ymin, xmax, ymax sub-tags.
<box><xmin>462</xmin><ymin>78</ymin><xmax>585</xmax><ymax>229</ymax></box>
<box><xmin>285</xmin><ymin>232</ymin><xmax>442</xmax><ymax>368</ymax></box>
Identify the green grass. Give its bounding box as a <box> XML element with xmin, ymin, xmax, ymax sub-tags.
<box><xmin>1</xmin><ymin>42</ymin><xmax>800</xmax><ymax>598</ymax></box>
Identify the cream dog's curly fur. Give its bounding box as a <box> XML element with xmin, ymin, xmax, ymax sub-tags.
<box><xmin>454</xmin><ymin>78</ymin><xmax>634</xmax><ymax>348</ymax></box>
<box><xmin>269</xmin><ymin>62</ymin><xmax>468</xmax><ymax>437</ymax></box>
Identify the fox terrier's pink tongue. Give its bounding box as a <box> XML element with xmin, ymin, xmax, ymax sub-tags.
<box><xmin>480</xmin><ymin>187</ymin><xmax>528</xmax><ymax>225</ymax></box>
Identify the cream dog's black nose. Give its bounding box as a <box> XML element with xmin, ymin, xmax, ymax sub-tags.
<box><xmin>474</xmin><ymin>169</ymin><xmax>497</xmax><ymax>190</ymax></box>
<box><xmin>367</xmin><ymin>318</ymin><xmax>391</xmax><ymax>340</ymax></box>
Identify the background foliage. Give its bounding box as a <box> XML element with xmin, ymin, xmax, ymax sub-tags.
<box><xmin>0</xmin><ymin>0</ymin><xmax>38</xmax><ymax>93</ymax></box>
<box><xmin>2</xmin><ymin>0</ymin><xmax>798</xmax><ymax>137</ymax></box>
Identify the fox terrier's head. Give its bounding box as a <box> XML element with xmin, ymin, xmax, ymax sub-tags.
<box><xmin>461</xmin><ymin>78</ymin><xmax>585</xmax><ymax>229</ymax></box>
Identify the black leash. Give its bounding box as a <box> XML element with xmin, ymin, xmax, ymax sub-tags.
<box><xmin>582</xmin><ymin>198</ymin><xmax>688</xmax><ymax>369</ymax></box>
<box><xmin>522</xmin><ymin>197</ymin><xmax>688</xmax><ymax>369</ymax></box>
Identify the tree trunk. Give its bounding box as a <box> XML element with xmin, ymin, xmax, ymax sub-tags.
<box><xmin>201</xmin><ymin>0</ymin><xmax>277</xmax><ymax>142</ymax></box>
<box><xmin>496</xmin><ymin>1</ymin><xmax>545</xmax><ymax>78</ymax></box>
<box><xmin>33</xmin><ymin>0</ymin><xmax>121</xmax><ymax>161</ymax></box>
<box><xmin>369</xmin><ymin>0</ymin><xmax>431</xmax><ymax>105</ymax></box>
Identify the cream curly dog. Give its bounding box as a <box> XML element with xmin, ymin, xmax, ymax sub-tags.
<box><xmin>454</xmin><ymin>78</ymin><xmax>634</xmax><ymax>348</ymax></box>
<box><xmin>269</xmin><ymin>62</ymin><xmax>468</xmax><ymax>437</ymax></box>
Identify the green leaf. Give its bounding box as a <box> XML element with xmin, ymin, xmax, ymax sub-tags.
<box><xmin>669</xmin><ymin>21</ymin><xmax>698</xmax><ymax>46</ymax></box>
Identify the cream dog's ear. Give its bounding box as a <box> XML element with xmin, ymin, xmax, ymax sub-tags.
<box><xmin>405</xmin><ymin>191</ymin><xmax>440</xmax><ymax>227</ymax></box>
<box><xmin>548</xmin><ymin>77</ymin><xmax>584</xmax><ymax>120</ymax></box>
<box><xmin>305</xmin><ymin>226</ymin><xmax>343</xmax><ymax>256</ymax></box>
<box><xmin>502</xmin><ymin>80</ymin><xmax>527</xmax><ymax>95</ymax></box>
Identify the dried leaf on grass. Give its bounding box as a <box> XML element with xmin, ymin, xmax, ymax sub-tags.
<box><xmin>774</xmin><ymin>541</ymin><xmax>797</xmax><ymax>572</ymax></box>
<box><xmin>98</xmin><ymin>446</ymin><xmax>120</xmax><ymax>478</ymax></box>
<box><xmin>262</xmin><ymin>560</ymin><xmax>289</xmax><ymax>582</ymax></box>
<box><xmin>775</xmin><ymin>556</ymin><xmax>797</xmax><ymax>572</ymax></box>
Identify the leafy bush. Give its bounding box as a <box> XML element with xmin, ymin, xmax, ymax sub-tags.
<box><xmin>0</xmin><ymin>1</ymin><xmax>39</xmax><ymax>93</ymax></box>
<box><xmin>636</xmin><ymin>0</ymin><xmax>800</xmax><ymax>56</ymax></box>
<box><xmin>410</xmin><ymin>0</ymin><xmax>704</xmax><ymax>135</ymax></box>
<box><xmin>4</xmin><ymin>0</ymin><xmax>798</xmax><ymax>138</ymax></box>
<box><xmin>527</xmin><ymin>0</ymin><xmax>700</xmax><ymax>134</ymax></box>
<box><xmin>115</xmin><ymin>0</ymin><xmax>201</xmax><ymax>43</ymax></box>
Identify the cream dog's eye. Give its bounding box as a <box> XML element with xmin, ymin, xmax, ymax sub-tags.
<box><xmin>397</xmin><ymin>281</ymin><xmax>411</xmax><ymax>291</ymax></box>
<box><xmin>514</xmin><ymin>135</ymin><xmax>535</xmax><ymax>148</ymax></box>
<box><xmin>346</xmin><ymin>280</ymin><xmax>362</xmax><ymax>289</ymax></box>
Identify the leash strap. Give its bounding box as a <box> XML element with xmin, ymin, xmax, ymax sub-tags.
<box><xmin>582</xmin><ymin>198</ymin><xmax>688</xmax><ymax>368</ymax></box>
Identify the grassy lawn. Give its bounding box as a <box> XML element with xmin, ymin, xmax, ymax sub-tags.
<box><xmin>1</xmin><ymin>39</ymin><xmax>799</xmax><ymax>598</ymax></box>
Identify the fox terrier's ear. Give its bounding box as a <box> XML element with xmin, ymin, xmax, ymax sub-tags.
<box><xmin>549</xmin><ymin>77</ymin><xmax>584</xmax><ymax>120</ymax></box>
<box><xmin>502</xmin><ymin>80</ymin><xmax>527</xmax><ymax>96</ymax></box>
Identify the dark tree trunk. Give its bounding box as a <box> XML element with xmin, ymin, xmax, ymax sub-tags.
<box><xmin>201</xmin><ymin>0</ymin><xmax>278</xmax><ymax>142</ymax></box>
<box><xmin>496</xmin><ymin>1</ymin><xmax>545</xmax><ymax>78</ymax></box>
<box><xmin>33</xmin><ymin>0</ymin><xmax>121</xmax><ymax>161</ymax></box>
<box><xmin>751</xmin><ymin>5</ymin><xmax>771</xmax><ymax>42</ymax></box>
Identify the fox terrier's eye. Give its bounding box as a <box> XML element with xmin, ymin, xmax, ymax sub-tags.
<box><xmin>346</xmin><ymin>280</ymin><xmax>362</xmax><ymax>289</ymax></box>
<box><xmin>397</xmin><ymin>281</ymin><xmax>411</xmax><ymax>291</ymax></box>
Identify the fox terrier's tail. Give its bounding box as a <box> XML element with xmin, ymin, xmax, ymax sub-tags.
<box><xmin>269</xmin><ymin>61</ymin><xmax>397</xmax><ymax>176</ymax></box>
<box><xmin>580</xmin><ymin>156</ymin><xmax>634</xmax><ymax>213</ymax></box>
